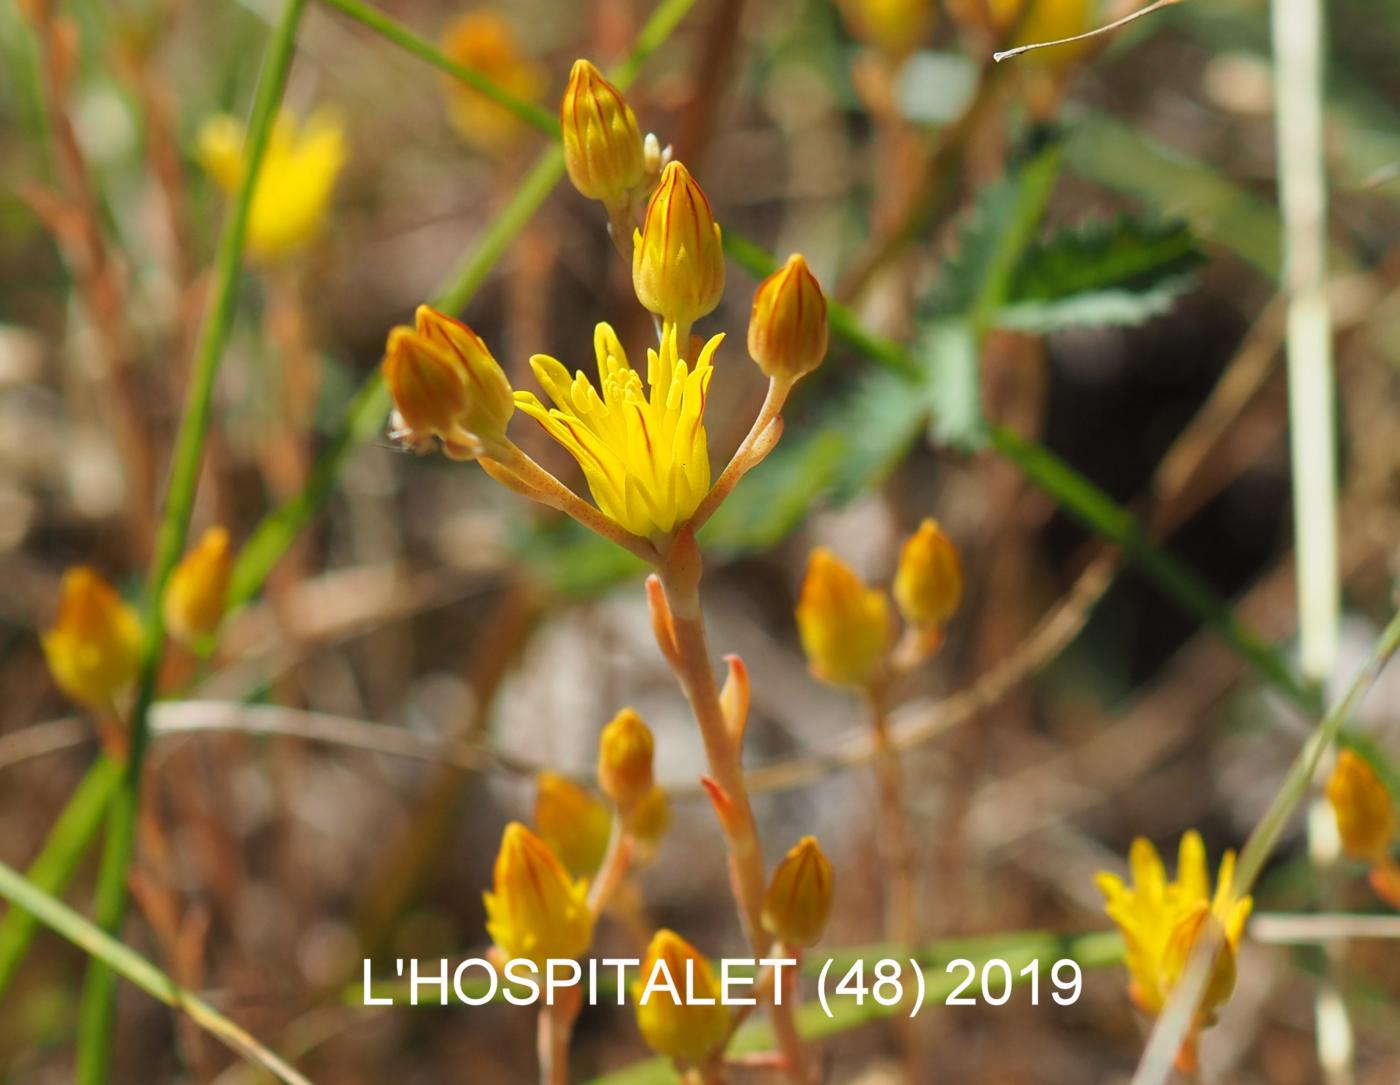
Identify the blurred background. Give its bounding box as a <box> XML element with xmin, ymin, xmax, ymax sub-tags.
<box><xmin>2</xmin><ymin>0</ymin><xmax>1399</xmax><ymax>1081</ymax></box>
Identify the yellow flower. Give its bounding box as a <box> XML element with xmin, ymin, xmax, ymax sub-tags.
<box><xmin>762</xmin><ymin>835</ymin><xmax>834</xmax><ymax>949</ymax></box>
<box><xmin>632</xmin><ymin>162</ymin><xmax>726</xmax><ymax>334</ymax></box>
<box><xmin>747</xmin><ymin>253</ymin><xmax>828</xmax><ymax>385</ymax></box>
<box><xmin>535</xmin><ymin>772</ymin><xmax>613</xmax><ymax>879</ymax></box>
<box><xmin>839</xmin><ymin>0</ymin><xmax>935</xmax><ymax>60</ymax></box>
<box><xmin>1326</xmin><ymin>750</ymin><xmax>1397</xmax><ymax>864</ymax></box>
<box><xmin>163</xmin><ymin>526</ymin><xmax>232</xmax><ymax>648</ymax></box>
<box><xmin>41</xmin><ymin>566</ymin><xmax>142</xmax><ymax>711</ymax></box>
<box><xmin>561</xmin><ymin>59</ymin><xmax>645</xmax><ymax>210</ymax></box>
<box><xmin>1096</xmin><ymin>833</ymin><xmax>1252</xmax><ymax>1034</ymax></box>
<box><xmin>796</xmin><ymin>549</ymin><xmax>893</xmax><ymax>688</ymax></box>
<box><xmin>439</xmin><ymin>10</ymin><xmax>545</xmax><ymax>153</ymax></box>
<box><xmin>598</xmin><ymin>707</ymin><xmax>655</xmax><ymax>813</ymax></box>
<box><xmin>989</xmin><ymin>0</ymin><xmax>1097</xmax><ymax>69</ymax></box>
<box><xmin>196</xmin><ymin>108</ymin><xmax>345</xmax><ymax>264</ymax></box>
<box><xmin>515</xmin><ymin>323</ymin><xmax>718</xmax><ymax>540</ymax></box>
<box><xmin>893</xmin><ymin>519</ymin><xmax>963</xmax><ymax>629</ymax></box>
<box><xmin>382</xmin><ymin>305</ymin><xmax>515</xmax><ymax>452</ymax></box>
<box><xmin>635</xmin><ymin>929</ymin><xmax>729</xmax><ymax>1065</ymax></box>
<box><xmin>483</xmin><ymin>822</ymin><xmax>593</xmax><ymax>967</ymax></box>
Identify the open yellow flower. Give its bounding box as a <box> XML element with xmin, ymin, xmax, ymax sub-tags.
<box><xmin>515</xmin><ymin>323</ymin><xmax>718</xmax><ymax>541</ymax></box>
<box><xmin>196</xmin><ymin>108</ymin><xmax>345</xmax><ymax>264</ymax></box>
<box><xmin>483</xmin><ymin>822</ymin><xmax>593</xmax><ymax>967</ymax></box>
<box><xmin>42</xmin><ymin>567</ymin><xmax>142</xmax><ymax>711</ymax></box>
<box><xmin>1096</xmin><ymin>832</ymin><xmax>1252</xmax><ymax>1066</ymax></box>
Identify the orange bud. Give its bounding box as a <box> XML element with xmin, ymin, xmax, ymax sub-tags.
<box><xmin>893</xmin><ymin>519</ymin><xmax>963</xmax><ymax>629</ymax></box>
<box><xmin>747</xmin><ymin>253</ymin><xmax>828</xmax><ymax>384</ymax></box>
<box><xmin>632</xmin><ymin>162</ymin><xmax>725</xmax><ymax>332</ymax></box>
<box><xmin>41</xmin><ymin>567</ymin><xmax>142</xmax><ymax>711</ymax></box>
<box><xmin>635</xmin><ymin>929</ymin><xmax>729</xmax><ymax>1064</ymax></box>
<box><xmin>1326</xmin><ymin>750</ymin><xmax>1397</xmax><ymax>863</ymax></box>
<box><xmin>561</xmin><ymin>59</ymin><xmax>645</xmax><ymax>208</ymax></box>
<box><xmin>762</xmin><ymin>836</ymin><xmax>834</xmax><ymax>948</ymax></box>
<box><xmin>483</xmin><ymin>822</ymin><xmax>593</xmax><ymax>966</ymax></box>
<box><xmin>163</xmin><ymin>526</ymin><xmax>232</xmax><ymax>647</ymax></box>
<box><xmin>598</xmin><ymin>707</ymin><xmax>655</xmax><ymax>812</ymax></box>
<box><xmin>796</xmin><ymin>549</ymin><xmax>893</xmax><ymax>688</ymax></box>
<box><xmin>534</xmin><ymin>772</ymin><xmax>612</xmax><ymax>878</ymax></box>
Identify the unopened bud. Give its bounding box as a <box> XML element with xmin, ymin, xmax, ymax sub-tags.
<box><xmin>42</xmin><ymin>567</ymin><xmax>142</xmax><ymax>710</ymax></box>
<box><xmin>762</xmin><ymin>835</ymin><xmax>834</xmax><ymax>948</ymax></box>
<box><xmin>163</xmin><ymin>526</ymin><xmax>232</xmax><ymax>647</ymax></box>
<box><xmin>1327</xmin><ymin>750</ymin><xmax>1397</xmax><ymax>863</ymax></box>
<box><xmin>747</xmin><ymin>253</ymin><xmax>828</xmax><ymax>384</ymax></box>
<box><xmin>635</xmin><ymin>929</ymin><xmax>729</xmax><ymax>1063</ymax></box>
<box><xmin>484</xmin><ymin>822</ymin><xmax>593</xmax><ymax>966</ymax></box>
<box><xmin>796</xmin><ymin>549</ymin><xmax>893</xmax><ymax>688</ymax></box>
<box><xmin>598</xmin><ymin>707</ymin><xmax>655</xmax><ymax>813</ymax></box>
<box><xmin>632</xmin><ymin>162</ymin><xmax>725</xmax><ymax>331</ymax></box>
<box><xmin>561</xmin><ymin>59</ymin><xmax>645</xmax><ymax>209</ymax></box>
<box><xmin>893</xmin><ymin>519</ymin><xmax>963</xmax><ymax>629</ymax></box>
<box><xmin>535</xmin><ymin>772</ymin><xmax>612</xmax><ymax>878</ymax></box>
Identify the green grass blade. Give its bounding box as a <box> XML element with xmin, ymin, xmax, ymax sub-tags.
<box><xmin>0</xmin><ymin>859</ymin><xmax>314</xmax><ymax>1085</ymax></box>
<box><xmin>0</xmin><ymin>757</ymin><xmax>122</xmax><ymax>995</ymax></box>
<box><xmin>76</xmin><ymin>2</ymin><xmax>310</xmax><ymax>1080</ymax></box>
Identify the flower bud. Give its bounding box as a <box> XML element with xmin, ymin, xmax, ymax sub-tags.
<box><xmin>632</xmin><ymin>161</ymin><xmax>725</xmax><ymax>331</ymax></box>
<box><xmin>562</xmin><ymin>59</ymin><xmax>645</xmax><ymax>208</ymax></box>
<box><xmin>762</xmin><ymin>835</ymin><xmax>834</xmax><ymax>948</ymax></box>
<box><xmin>439</xmin><ymin>11</ymin><xmax>544</xmax><ymax>153</ymax></box>
<box><xmin>635</xmin><ymin>929</ymin><xmax>729</xmax><ymax>1064</ymax></box>
<box><xmin>796</xmin><ymin>549</ymin><xmax>893</xmax><ymax>688</ymax></box>
<box><xmin>839</xmin><ymin>0</ymin><xmax>934</xmax><ymax>60</ymax></box>
<box><xmin>163</xmin><ymin>526</ymin><xmax>232</xmax><ymax>647</ymax></box>
<box><xmin>747</xmin><ymin>253</ymin><xmax>828</xmax><ymax>384</ymax></box>
<box><xmin>1326</xmin><ymin>750</ymin><xmax>1397</xmax><ymax>863</ymax></box>
<box><xmin>598</xmin><ymin>707</ymin><xmax>655</xmax><ymax>812</ymax></box>
<box><xmin>41</xmin><ymin>567</ymin><xmax>142</xmax><ymax>710</ymax></box>
<box><xmin>893</xmin><ymin>519</ymin><xmax>963</xmax><ymax>629</ymax></box>
<box><xmin>483</xmin><ymin>822</ymin><xmax>593</xmax><ymax>966</ymax></box>
<box><xmin>381</xmin><ymin>306</ymin><xmax>514</xmax><ymax>446</ymax></box>
<box><xmin>535</xmin><ymin>772</ymin><xmax>612</xmax><ymax>878</ymax></box>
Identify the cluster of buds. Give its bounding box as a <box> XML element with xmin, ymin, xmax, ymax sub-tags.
<box><xmin>42</xmin><ymin>526</ymin><xmax>236</xmax><ymax>717</ymax></box>
<box><xmin>796</xmin><ymin>519</ymin><xmax>963</xmax><ymax>692</ymax></box>
<box><xmin>1096</xmin><ymin>833</ymin><xmax>1253</xmax><ymax>1073</ymax></box>
<box><xmin>1326</xmin><ymin>750</ymin><xmax>1400</xmax><ymax>908</ymax></box>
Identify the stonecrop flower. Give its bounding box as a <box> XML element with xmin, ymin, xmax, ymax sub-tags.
<box><xmin>1096</xmin><ymin>832</ymin><xmax>1252</xmax><ymax>1064</ymax></box>
<box><xmin>484</xmin><ymin>822</ymin><xmax>593</xmax><ymax>967</ymax></box>
<box><xmin>796</xmin><ymin>549</ymin><xmax>893</xmax><ymax>688</ymax></box>
<box><xmin>632</xmin><ymin>161</ymin><xmax>725</xmax><ymax>333</ymax></box>
<box><xmin>164</xmin><ymin>525</ymin><xmax>232</xmax><ymax>648</ymax></box>
<box><xmin>535</xmin><ymin>772</ymin><xmax>612</xmax><ymax>879</ymax></box>
<box><xmin>42</xmin><ymin>566</ymin><xmax>142</xmax><ymax>711</ymax></box>
<box><xmin>1326</xmin><ymin>750</ymin><xmax>1397</xmax><ymax>864</ymax></box>
<box><xmin>747</xmin><ymin>253</ymin><xmax>829</xmax><ymax>385</ymax></box>
<box><xmin>439</xmin><ymin>10</ymin><xmax>545</xmax><ymax>153</ymax></box>
<box><xmin>561</xmin><ymin>59</ymin><xmax>645</xmax><ymax>210</ymax></box>
<box><xmin>196</xmin><ymin>108</ymin><xmax>345</xmax><ymax>264</ymax></box>
<box><xmin>382</xmin><ymin>305</ymin><xmax>515</xmax><ymax>454</ymax></box>
<box><xmin>635</xmin><ymin>929</ymin><xmax>730</xmax><ymax>1066</ymax></box>
<box><xmin>598</xmin><ymin>707</ymin><xmax>655</xmax><ymax>813</ymax></box>
<box><xmin>515</xmin><ymin>323</ymin><xmax>719</xmax><ymax>540</ymax></box>
<box><xmin>762</xmin><ymin>836</ymin><xmax>834</xmax><ymax>949</ymax></box>
<box><xmin>893</xmin><ymin>519</ymin><xmax>963</xmax><ymax>630</ymax></box>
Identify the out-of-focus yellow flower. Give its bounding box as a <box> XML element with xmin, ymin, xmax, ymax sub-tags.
<box><xmin>196</xmin><ymin>109</ymin><xmax>345</xmax><ymax>264</ymax></box>
<box><xmin>561</xmin><ymin>59</ymin><xmax>645</xmax><ymax>210</ymax></box>
<box><xmin>893</xmin><ymin>519</ymin><xmax>963</xmax><ymax>630</ymax></box>
<box><xmin>1096</xmin><ymin>832</ymin><xmax>1252</xmax><ymax>1064</ymax></box>
<box><xmin>484</xmin><ymin>822</ymin><xmax>593</xmax><ymax>966</ymax></box>
<box><xmin>989</xmin><ymin>0</ymin><xmax>1097</xmax><ymax>69</ymax></box>
<box><xmin>163</xmin><ymin>526</ymin><xmax>232</xmax><ymax>647</ymax></box>
<box><xmin>747</xmin><ymin>253</ymin><xmax>828</xmax><ymax>385</ymax></box>
<box><xmin>42</xmin><ymin>567</ymin><xmax>142</xmax><ymax>711</ymax></box>
<box><xmin>629</xmin><ymin>786</ymin><xmax>671</xmax><ymax>856</ymax></box>
<box><xmin>439</xmin><ymin>10</ymin><xmax>544</xmax><ymax>153</ymax></box>
<box><xmin>515</xmin><ymin>323</ymin><xmax>717</xmax><ymax>540</ymax></box>
<box><xmin>382</xmin><ymin>305</ymin><xmax>515</xmax><ymax>454</ymax></box>
<box><xmin>762</xmin><ymin>835</ymin><xmax>834</xmax><ymax>949</ymax></box>
<box><xmin>635</xmin><ymin>929</ymin><xmax>730</xmax><ymax>1065</ymax></box>
<box><xmin>796</xmin><ymin>549</ymin><xmax>893</xmax><ymax>689</ymax></box>
<box><xmin>839</xmin><ymin>0</ymin><xmax>934</xmax><ymax>60</ymax></box>
<box><xmin>632</xmin><ymin>162</ymin><xmax>725</xmax><ymax>335</ymax></box>
<box><xmin>535</xmin><ymin>772</ymin><xmax>612</xmax><ymax>879</ymax></box>
<box><xmin>598</xmin><ymin>707</ymin><xmax>655</xmax><ymax>813</ymax></box>
<box><xmin>1326</xmin><ymin>750</ymin><xmax>1397</xmax><ymax>864</ymax></box>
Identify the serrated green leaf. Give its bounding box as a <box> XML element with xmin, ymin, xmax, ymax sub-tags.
<box><xmin>997</xmin><ymin>216</ymin><xmax>1204</xmax><ymax>332</ymax></box>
